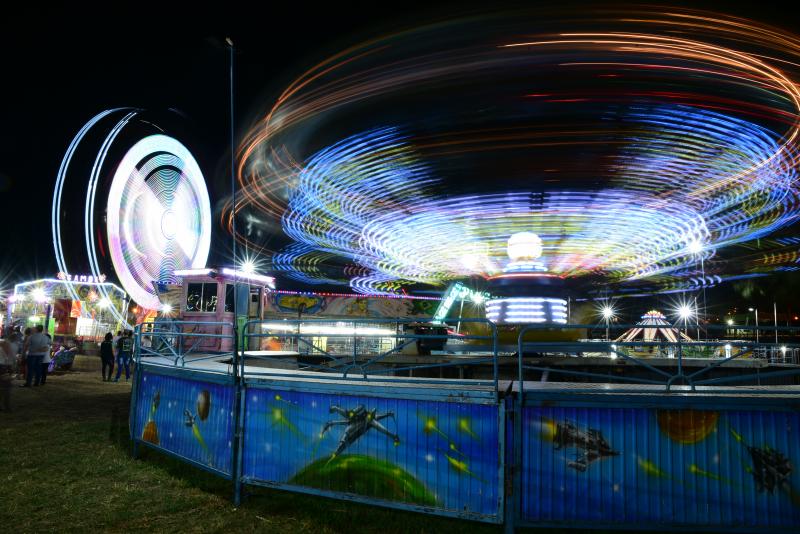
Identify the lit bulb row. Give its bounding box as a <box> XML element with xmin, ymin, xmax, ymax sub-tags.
<box><xmin>485</xmin><ymin>297</ymin><xmax>568</xmax><ymax>324</ymax></box>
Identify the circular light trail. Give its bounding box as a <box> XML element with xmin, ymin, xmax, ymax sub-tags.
<box><xmin>107</xmin><ymin>134</ymin><xmax>211</xmax><ymax>309</ymax></box>
<box><xmin>228</xmin><ymin>7</ymin><xmax>800</xmax><ymax>295</ymax></box>
<box><xmin>53</xmin><ymin>112</ymin><xmax>211</xmax><ymax>317</ymax></box>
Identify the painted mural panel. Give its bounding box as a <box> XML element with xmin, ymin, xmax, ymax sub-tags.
<box><xmin>134</xmin><ymin>371</ymin><xmax>235</xmax><ymax>475</ymax></box>
<box><xmin>242</xmin><ymin>388</ymin><xmax>501</xmax><ymax>518</ymax></box>
<box><xmin>522</xmin><ymin>405</ymin><xmax>800</xmax><ymax>528</ymax></box>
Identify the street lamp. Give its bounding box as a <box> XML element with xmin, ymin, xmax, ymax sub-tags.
<box><xmin>687</xmin><ymin>239</ymin><xmax>706</xmax><ymax>341</ymax></box>
<box><xmin>748</xmin><ymin>307</ymin><xmax>759</xmax><ymax>344</ymax></box>
<box><xmin>596</xmin><ymin>301</ymin><xmax>616</xmax><ymax>341</ymax></box>
<box><xmin>676</xmin><ymin>303</ymin><xmax>695</xmax><ymax>337</ymax></box>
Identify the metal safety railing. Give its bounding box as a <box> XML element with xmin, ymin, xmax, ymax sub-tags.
<box><xmin>517</xmin><ymin>323</ymin><xmax>800</xmax><ymax>393</ymax></box>
<box><xmin>135</xmin><ymin>320</ymin><xmax>235</xmax><ymax>370</ymax></box>
<box><xmin>241</xmin><ymin>317</ymin><xmax>500</xmax><ymax>389</ymax></box>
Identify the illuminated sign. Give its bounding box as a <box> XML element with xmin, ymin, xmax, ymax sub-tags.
<box><xmin>57</xmin><ymin>272</ymin><xmax>107</xmax><ymax>284</ymax></box>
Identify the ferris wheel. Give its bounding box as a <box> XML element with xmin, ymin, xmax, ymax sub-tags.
<box><xmin>52</xmin><ymin>110</ymin><xmax>211</xmax><ymax>321</ymax></box>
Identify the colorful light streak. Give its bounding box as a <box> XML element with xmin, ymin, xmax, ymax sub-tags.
<box><xmin>53</xmin><ymin>111</ymin><xmax>211</xmax><ymax>316</ymax></box>
<box><xmin>228</xmin><ymin>8</ymin><xmax>800</xmax><ymax>294</ymax></box>
<box><xmin>107</xmin><ymin>135</ymin><xmax>211</xmax><ymax>309</ymax></box>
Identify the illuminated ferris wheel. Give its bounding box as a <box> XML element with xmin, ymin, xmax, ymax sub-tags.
<box><xmin>52</xmin><ymin>110</ymin><xmax>211</xmax><ymax>320</ymax></box>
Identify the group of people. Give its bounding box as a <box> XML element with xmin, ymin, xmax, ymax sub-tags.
<box><xmin>0</xmin><ymin>326</ymin><xmax>139</xmax><ymax>411</ymax></box>
<box><xmin>0</xmin><ymin>325</ymin><xmax>54</xmax><ymax>411</ymax></box>
<box><xmin>100</xmin><ymin>330</ymin><xmax>134</xmax><ymax>382</ymax></box>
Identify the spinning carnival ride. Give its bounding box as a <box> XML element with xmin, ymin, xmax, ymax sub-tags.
<box><xmin>228</xmin><ymin>7</ymin><xmax>800</xmax><ymax>299</ymax></box>
<box><xmin>52</xmin><ymin>110</ymin><xmax>211</xmax><ymax>324</ymax></box>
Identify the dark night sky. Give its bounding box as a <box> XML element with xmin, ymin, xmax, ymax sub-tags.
<box><xmin>0</xmin><ymin>1</ymin><xmax>796</xmax><ymax>311</ymax></box>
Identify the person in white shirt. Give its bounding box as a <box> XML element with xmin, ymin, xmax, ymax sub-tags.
<box><xmin>23</xmin><ymin>325</ymin><xmax>50</xmax><ymax>387</ymax></box>
<box><xmin>40</xmin><ymin>333</ymin><xmax>53</xmax><ymax>385</ymax></box>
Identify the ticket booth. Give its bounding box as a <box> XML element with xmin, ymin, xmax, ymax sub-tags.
<box><xmin>169</xmin><ymin>268</ymin><xmax>275</xmax><ymax>352</ymax></box>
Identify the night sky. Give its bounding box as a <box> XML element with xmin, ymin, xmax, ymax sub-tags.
<box><xmin>0</xmin><ymin>1</ymin><xmax>796</xmax><ymax>314</ymax></box>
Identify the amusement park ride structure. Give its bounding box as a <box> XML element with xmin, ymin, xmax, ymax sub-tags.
<box><xmin>45</xmin><ymin>24</ymin><xmax>800</xmax><ymax>523</ymax></box>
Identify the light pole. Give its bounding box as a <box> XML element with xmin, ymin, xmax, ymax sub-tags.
<box><xmin>601</xmin><ymin>305</ymin><xmax>614</xmax><ymax>341</ymax></box>
<box><xmin>773</xmin><ymin>301</ymin><xmax>779</xmax><ymax>345</ymax></box>
<box><xmin>226</xmin><ymin>36</ymin><xmax>237</xmax><ymax>333</ymax></box>
<box><xmin>677</xmin><ymin>303</ymin><xmax>694</xmax><ymax>338</ymax></box>
<box><xmin>749</xmin><ymin>307</ymin><xmax>759</xmax><ymax>344</ymax></box>
<box><xmin>688</xmin><ymin>240</ymin><xmax>706</xmax><ymax>340</ymax></box>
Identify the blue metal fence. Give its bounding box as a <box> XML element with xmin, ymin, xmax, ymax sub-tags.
<box><xmin>129</xmin><ymin>320</ymin><xmax>800</xmax><ymax>530</ymax></box>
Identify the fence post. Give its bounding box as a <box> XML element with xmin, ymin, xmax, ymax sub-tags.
<box><xmin>353</xmin><ymin>320</ymin><xmax>358</xmax><ymax>369</ymax></box>
<box><xmin>232</xmin><ymin>321</ymin><xmax>243</xmax><ymax>506</ymax></box>
<box><xmin>508</xmin><ymin>326</ymin><xmax>528</xmax><ymax>532</ymax></box>
<box><xmin>129</xmin><ymin>323</ymin><xmax>142</xmax><ymax>459</ymax></box>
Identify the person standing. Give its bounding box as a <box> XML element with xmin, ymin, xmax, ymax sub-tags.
<box><xmin>18</xmin><ymin>327</ymin><xmax>31</xmax><ymax>380</ymax></box>
<box><xmin>113</xmin><ymin>330</ymin><xmax>133</xmax><ymax>382</ymax></box>
<box><xmin>39</xmin><ymin>333</ymin><xmax>53</xmax><ymax>385</ymax></box>
<box><xmin>23</xmin><ymin>325</ymin><xmax>50</xmax><ymax>387</ymax></box>
<box><xmin>100</xmin><ymin>333</ymin><xmax>115</xmax><ymax>381</ymax></box>
<box><xmin>112</xmin><ymin>330</ymin><xmax>122</xmax><ymax>359</ymax></box>
<box><xmin>0</xmin><ymin>335</ymin><xmax>15</xmax><ymax>411</ymax></box>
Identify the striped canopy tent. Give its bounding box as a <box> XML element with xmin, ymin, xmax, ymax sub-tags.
<box><xmin>615</xmin><ymin>310</ymin><xmax>693</xmax><ymax>343</ymax></box>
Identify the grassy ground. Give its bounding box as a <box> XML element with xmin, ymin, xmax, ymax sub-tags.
<box><xmin>0</xmin><ymin>357</ymin><xmax>699</xmax><ymax>533</ymax></box>
<box><xmin>0</xmin><ymin>356</ymin><xmax>509</xmax><ymax>533</ymax></box>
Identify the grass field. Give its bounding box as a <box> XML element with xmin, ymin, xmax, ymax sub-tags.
<box><xmin>1</xmin><ymin>356</ymin><xmax>510</xmax><ymax>533</ymax></box>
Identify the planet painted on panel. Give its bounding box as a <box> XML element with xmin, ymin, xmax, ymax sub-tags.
<box><xmin>289</xmin><ymin>455</ymin><xmax>437</xmax><ymax>506</ymax></box>
<box><xmin>142</xmin><ymin>391</ymin><xmax>161</xmax><ymax>445</ymax></box>
<box><xmin>197</xmin><ymin>390</ymin><xmax>210</xmax><ymax>421</ymax></box>
<box><xmin>657</xmin><ymin>410</ymin><xmax>719</xmax><ymax>444</ymax></box>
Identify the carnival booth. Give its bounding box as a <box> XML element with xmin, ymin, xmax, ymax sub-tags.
<box><xmin>154</xmin><ymin>268</ymin><xmax>276</xmax><ymax>352</ymax></box>
<box><xmin>6</xmin><ymin>273</ymin><xmax>128</xmax><ymax>343</ymax></box>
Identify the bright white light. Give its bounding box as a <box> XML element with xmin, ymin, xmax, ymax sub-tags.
<box><xmin>748</xmin><ymin>307</ymin><xmax>755</xmax><ymax>312</ymax></box>
<box><xmin>726</xmin><ymin>319</ymin><xmax>734</xmax><ymax>326</ymax></box>
<box><xmin>220</xmin><ymin>268</ymin><xmax>275</xmax><ymax>287</ymax></box>
<box><xmin>32</xmin><ymin>288</ymin><xmax>48</xmax><ymax>303</ymax></box>
<box><xmin>677</xmin><ymin>304</ymin><xmax>694</xmax><ymax>320</ymax></box>
<box><xmin>161</xmin><ymin>304</ymin><xmax>173</xmax><ymax>315</ymax></box>
<box><xmin>724</xmin><ymin>344</ymin><xmax>732</xmax><ymax>351</ymax></box>
<box><xmin>687</xmin><ymin>240</ymin><xmax>703</xmax><ymax>254</ymax></box>
<box><xmin>486</xmin><ymin>296</ymin><xmax>567</xmax><ymax>324</ymax></box>
<box><xmin>97</xmin><ymin>298</ymin><xmax>111</xmax><ymax>309</ymax></box>
<box><xmin>602</xmin><ymin>306</ymin><xmax>615</xmax><ymax>320</ymax></box>
<box><xmin>174</xmin><ymin>268</ymin><xmax>212</xmax><ymax>277</ymax></box>
<box><xmin>241</xmin><ymin>259</ymin><xmax>256</xmax><ymax>274</ymax></box>
<box><xmin>460</xmin><ymin>254</ymin><xmax>481</xmax><ymax>271</ymax></box>
<box><xmin>261</xmin><ymin>323</ymin><xmax>395</xmax><ymax>336</ymax></box>
<box><xmin>781</xmin><ymin>345</ymin><xmax>787</xmax><ymax>354</ymax></box>
<box><xmin>471</xmin><ymin>293</ymin><xmax>485</xmax><ymax>305</ymax></box>
<box><xmin>507</xmin><ymin>232</ymin><xmax>543</xmax><ymax>261</ymax></box>
<box><xmin>161</xmin><ymin>209</ymin><xmax>177</xmax><ymax>238</ymax></box>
